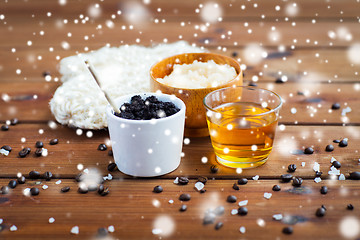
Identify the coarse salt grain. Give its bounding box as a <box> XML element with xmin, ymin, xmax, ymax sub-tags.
<box><xmin>173</xmin><ymin>177</ymin><xmax>179</xmax><ymax>184</ymax></box>
<box><xmin>0</xmin><ymin>149</ymin><xmax>9</xmax><ymax>156</ymax></box>
<box><xmin>301</xmin><ymin>162</ymin><xmax>306</xmax><ymax>167</ymax></box>
<box><xmin>70</xmin><ymin>226</ymin><xmax>79</xmax><ymax>235</ymax></box>
<box><xmin>10</xmin><ymin>225</ymin><xmax>17</xmax><ymax>232</ymax></box>
<box><xmin>194</xmin><ymin>182</ymin><xmax>205</xmax><ymax>191</ymax></box>
<box><xmin>252</xmin><ymin>175</ymin><xmax>259</xmax><ymax>180</ymax></box>
<box><xmin>239</xmin><ymin>226</ymin><xmax>246</xmax><ymax>233</ymax></box>
<box><xmin>108</xmin><ymin>225</ymin><xmax>115</xmax><ymax>233</ymax></box>
<box><xmin>0</xmin><ymin>219</ymin><xmax>3</xmax><ymax>224</ymax></box>
<box><xmin>328</xmin><ymin>166</ymin><xmax>340</xmax><ymax>175</ymax></box>
<box><xmin>339</xmin><ymin>174</ymin><xmax>346</xmax><ymax>180</ymax></box>
<box><xmin>264</xmin><ymin>192</ymin><xmax>272</xmax><ymax>200</ymax></box>
<box><xmin>49</xmin><ymin>217</ymin><xmax>55</xmax><ymax>223</ymax></box>
<box><xmin>231</xmin><ymin>209</ymin><xmax>238</xmax><ymax>215</ymax></box>
<box><xmin>314</xmin><ymin>177</ymin><xmax>322</xmax><ymax>183</ymax></box>
<box><xmin>238</xmin><ymin>200</ymin><xmax>248</xmax><ymax>206</ymax></box>
<box><xmin>330</xmin><ymin>157</ymin><xmax>337</xmax><ymax>163</ymax></box>
<box><xmin>313</xmin><ymin>162</ymin><xmax>320</xmax><ymax>172</ymax></box>
<box><xmin>152</xmin><ymin>228</ymin><xmax>162</xmax><ymax>235</ymax></box>
<box><xmin>272</xmin><ymin>214</ymin><xmax>283</xmax><ymax>221</ymax></box>
<box><xmin>42</xmin><ymin>185</ymin><xmax>49</xmax><ymax>190</ymax></box>
<box><xmin>55</xmin><ymin>180</ymin><xmax>62</xmax><ymax>184</ymax></box>
<box><xmin>168</xmin><ymin>199</ymin><xmax>174</xmax><ymax>204</ymax></box>
<box><xmin>41</xmin><ymin>148</ymin><xmax>48</xmax><ymax>157</ymax></box>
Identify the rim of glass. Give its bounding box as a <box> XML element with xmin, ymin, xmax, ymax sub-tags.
<box><xmin>203</xmin><ymin>86</ymin><xmax>283</xmax><ymax>117</ymax></box>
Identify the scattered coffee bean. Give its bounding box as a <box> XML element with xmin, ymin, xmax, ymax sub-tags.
<box><xmin>61</xmin><ymin>186</ymin><xmax>70</xmax><ymax>193</ymax></box>
<box><xmin>275</xmin><ymin>78</ymin><xmax>285</xmax><ymax>84</ymax></box>
<box><xmin>19</xmin><ymin>148</ymin><xmax>30</xmax><ymax>158</ymax></box>
<box><xmin>282</xmin><ymin>226</ymin><xmax>293</xmax><ymax>235</ymax></box>
<box><xmin>238</xmin><ymin>178</ymin><xmax>248</xmax><ymax>185</ymax></box>
<box><xmin>1</xmin><ymin>145</ymin><xmax>12</xmax><ymax>152</ymax></box>
<box><xmin>320</xmin><ymin>186</ymin><xmax>328</xmax><ymax>194</ymax></box>
<box><xmin>315</xmin><ymin>171</ymin><xmax>323</xmax><ymax>177</ymax></box>
<box><xmin>200</xmin><ymin>189</ymin><xmax>206</xmax><ymax>194</ymax></box>
<box><xmin>292</xmin><ymin>177</ymin><xmax>303</xmax><ymax>187</ymax></box>
<box><xmin>42</xmin><ymin>71</ymin><xmax>51</xmax><ymax>77</ymax></box>
<box><xmin>347</xmin><ymin>204</ymin><xmax>354</xmax><ymax>210</ymax></box>
<box><xmin>215</xmin><ymin>222</ymin><xmax>223</xmax><ymax>230</ymax></box>
<box><xmin>226</xmin><ymin>195</ymin><xmax>237</xmax><ymax>203</ymax></box>
<box><xmin>75</xmin><ymin>173</ymin><xmax>82</xmax><ymax>182</ymax></box>
<box><xmin>8</xmin><ymin>180</ymin><xmax>17</xmax><ymax>189</ymax></box>
<box><xmin>1</xmin><ymin>125</ymin><xmax>9</xmax><ymax>131</ymax></box>
<box><xmin>17</xmin><ymin>176</ymin><xmax>26</xmax><ymax>184</ymax></box>
<box><xmin>232</xmin><ymin>183</ymin><xmax>239</xmax><ymax>190</ymax></box>
<box><xmin>108</xmin><ymin>150</ymin><xmax>113</xmax><ymax>156</ymax></box>
<box><xmin>10</xmin><ymin>118</ymin><xmax>18</xmax><ymax>125</ymax></box>
<box><xmin>197</xmin><ymin>176</ymin><xmax>208</xmax><ymax>184</ymax></box>
<box><xmin>49</xmin><ymin>138</ymin><xmax>59</xmax><ymax>145</ymax></box>
<box><xmin>35</xmin><ymin>141</ymin><xmax>44</xmax><ymax>148</ymax></box>
<box><xmin>153</xmin><ymin>185</ymin><xmax>163</xmax><ymax>193</ymax></box>
<box><xmin>333</xmin><ymin>139</ymin><xmax>340</xmax><ymax>143</ymax></box>
<box><xmin>107</xmin><ymin>162</ymin><xmax>117</xmax><ymax>172</ymax></box>
<box><xmin>331</xmin><ymin>102</ymin><xmax>341</xmax><ymax>110</ymax></box>
<box><xmin>98</xmin><ymin>184</ymin><xmax>105</xmax><ymax>194</ymax></box>
<box><xmin>288</xmin><ymin>164</ymin><xmax>297</xmax><ymax>172</ymax></box>
<box><xmin>339</xmin><ymin>139</ymin><xmax>348</xmax><ymax>147</ymax></box>
<box><xmin>316</xmin><ymin>207</ymin><xmax>326</xmax><ymax>217</ymax></box>
<box><xmin>78</xmin><ymin>186</ymin><xmax>88</xmax><ymax>194</ymax></box>
<box><xmin>248</xmin><ymin>82</ymin><xmax>258</xmax><ymax>87</ymax></box>
<box><xmin>210</xmin><ymin>165</ymin><xmax>219</xmax><ymax>173</ymax></box>
<box><xmin>97</xmin><ymin>144</ymin><xmax>107</xmax><ymax>151</ymax></box>
<box><xmin>214</xmin><ymin>206</ymin><xmax>225</xmax><ymax>216</ymax></box>
<box><xmin>332</xmin><ymin>161</ymin><xmax>341</xmax><ymax>169</ymax></box>
<box><xmin>304</xmin><ymin>147</ymin><xmax>314</xmax><ymax>154</ymax></box>
<box><xmin>97</xmin><ymin>227</ymin><xmax>108</xmax><ymax>237</ymax></box>
<box><xmin>179</xmin><ymin>204</ymin><xmax>187</xmax><ymax>212</ymax></box>
<box><xmin>272</xmin><ymin>185</ymin><xmax>281</xmax><ymax>191</ymax></box>
<box><xmin>1</xmin><ymin>186</ymin><xmax>10</xmax><ymax>194</ymax></box>
<box><xmin>44</xmin><ymin>171</ymin><xmax>53</xmax><ymax>181</ymax></box>
<box><xmin>100</xmin><ymin>187</ymin><xmax>110</xmax><ymax>196</ymax></box>
<box><xmin>179</xmin><ymin>193</ymin><xmax>191</xmax><ymax>201</ymax></box>
<box><xmin>238</xmin><ymin>207</ymin><xmax>248</xmax><ymax>216</ymax></box>
<box><xmin>178</xmin><ymin>177</ymin><xmax>189</xmax><ymax>185</ymax></box>
<box><xmin>35</xmin><ymin>148</ymin><xmax>43</xmax><ymax>157</ymax></box>
<box><xmin>203</xmin><ymin>213</ymin><xmax>216</xmax><ymax>225</ymax></box>
<box><xmin>281</xmin><ymin>174</ymin><xmax>293</xmax><ymax>182</ymax></box>
<box><xmin>325</xmin><ymin>144</ymin><xmax>334</xmax><ymax>152</ymax></box>
<box><xmin>231</xmin><ymin>51</ymin><xmax>238</xmax><ymax>57</ymax></box>
<box><xmin>29</xmin><ymin>170</ymin><xmax>40</xmax><ymax>179</ymax></box>
<box><xmin>349</xmin><ymin>171</ymin><xmax>360</xmax><ymax>180</ymax></box>
<box><xmin>30</xmin><ymin>187</ymin><xmax>40</xmax><ymax>196</ymax></box>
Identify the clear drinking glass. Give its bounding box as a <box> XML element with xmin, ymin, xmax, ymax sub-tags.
<box><xmin>203</xmin><ymin>86</ymin><xmax>282</xmax><ymax>169</ymax></box>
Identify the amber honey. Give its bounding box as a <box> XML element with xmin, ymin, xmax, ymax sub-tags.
<box><xmin>206</xmin><ymin>102</ymin><xmax>278</xmax><ymax>168</ymax></box>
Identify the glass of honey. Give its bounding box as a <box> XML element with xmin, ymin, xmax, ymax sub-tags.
<box><xmin>203</xmin><ymin>86</ymin><xmax>282</xmax><ymax>169</ymax></box>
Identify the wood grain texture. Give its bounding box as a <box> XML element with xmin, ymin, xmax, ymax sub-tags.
<box><xmin>0</xmin><ymin>179</ymin><xmax>359</xmax><ymax>239</ymax></box>
<box><xmin>1</xmin><ymin>82</ymin><xmax>359</xmax><ymax>124</ymax></box>
<box><xmin>0</xmin><ymin>123</ymin><xmax>359</xmax><ymax>179</ymax></box>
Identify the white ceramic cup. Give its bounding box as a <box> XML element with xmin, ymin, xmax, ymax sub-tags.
<box><xmin>106</xmin><ymin>93</ymin><xmax>186</xmax><ymax>177</ymax></box>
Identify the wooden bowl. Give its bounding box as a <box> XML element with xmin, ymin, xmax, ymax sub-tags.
<box><xmin>150</xmin><ymin>52</ymin><xmax>243</xmax><ymax>137</ymax></box>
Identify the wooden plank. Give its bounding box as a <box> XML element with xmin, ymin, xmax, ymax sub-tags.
<box><xmin>1</xmin><ymin>0</ymin><xmax>359</xmax><ymax>19</ymax></box>
<box><xmin>1</xmin><ymin>82</ymin><xmax>359</xmax><ymax>124</ymax></box>
<box><xmin>1</xmin><ymin>19</ymin><xmax>360</xmax><ymax>49</ymax></box>
<box><xmin>0</xmin><ymin>124</ymin><xmax>359</xmax><ymax>179</ymax></box>
<box><xmin>1</xmin><ymin>47</ymin><xmax>359</xmax><ymax>82</ymax></box>
<box><xmin>0</xmin><ymin>179</ymin><xmax>359</xmax><ymax>239</ymax></box>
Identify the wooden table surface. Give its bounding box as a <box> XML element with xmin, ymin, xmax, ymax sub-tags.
<box><xmin>1</xmin><ymin>0</ymin><xmax>360</xmax><ymax>239</ymax></box>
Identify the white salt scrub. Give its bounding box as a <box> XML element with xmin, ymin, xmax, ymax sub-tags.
<box><xmin>157</xmin><ymin>60</ymin><xmax>237</xmax><ymax>89</ymax></box>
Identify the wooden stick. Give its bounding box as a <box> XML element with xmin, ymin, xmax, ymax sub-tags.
<box><xmin>84</xmin><ymin>60</ymin><xmax>121</xmax><ymax>114</ymax></box>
